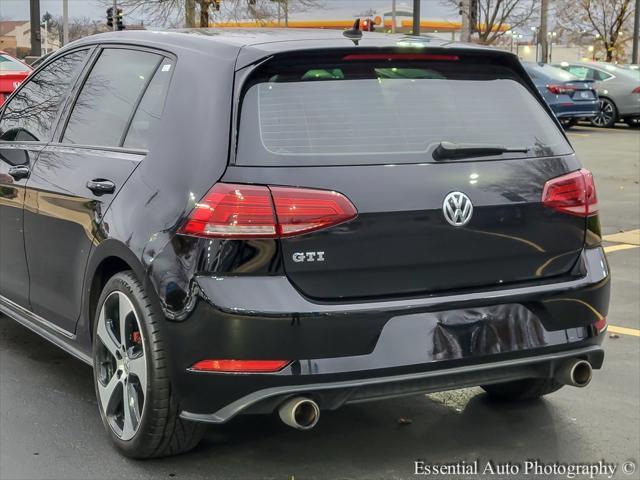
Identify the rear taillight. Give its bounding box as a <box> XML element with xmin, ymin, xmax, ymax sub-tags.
<box><xmin>178</xmin><ymin>183</ymin><xmax>357</xmax><ymax>239</ymax></box>
<box><xmin>542</xmin><ymin>169</ymin><xmax>598</xmax><ymax>217</ymax></box>
<box><xmin>546</xmin><ymin>84</ymin><xmax>575</xmax><ymax>94</ymax></box>
<box><xmin>632</xmin><ymin>86</ymin><xmax>640</xmax><ymax>94</ymax></box>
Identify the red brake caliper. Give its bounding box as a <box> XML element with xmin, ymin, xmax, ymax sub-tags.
<box><xmin>131</xmin><ymin>331</ymin><xmax>142</xmax><ymax>344</ymax></box>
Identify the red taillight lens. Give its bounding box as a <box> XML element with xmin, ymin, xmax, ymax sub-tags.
<box><xmin>270</xmin><ymin>186</ymin><xmax>357</xmax><ymax>237</ymax></box>
<box><xmin>546</xmin><ymin>84</ymin><xmax>575</xmax><ymax>94</ymax></box>
<box><xmin>542</xmin><ymin>169</ymin><xmax>598</xmax><ymax>217</ymax></box>
<box><xmin>190</xmin><ymin>359</ymin><xmax>289</xmax><ymax>373</ymax></box>
<box><xmin>632</xmin><ymin>86</ymin><xmax>640</xmax><ymax>94</ymax></box>
<box><xmin>178</xmin><ymin>184</ymin><xmax>277</xmax><ymax>238</ymax></box>
<box><xmin>178</xmin><ymin>183</ymin><xmax>357</xmax><ymax>239</ymax></box>
<box><xmin>593</xmin><ymin>317</ymin><xmax>607</xmax><ymax>334</ymax></box>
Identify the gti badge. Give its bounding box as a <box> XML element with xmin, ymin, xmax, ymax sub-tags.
<box><xmin>442</xmin><ymin>191</ymin><xmax>473</xmax><ymax>227</ymax></box>
<box><xmin>292</xmin><ymin>251</ymin><xmax>325</xmax><ymax>263</ymax></box>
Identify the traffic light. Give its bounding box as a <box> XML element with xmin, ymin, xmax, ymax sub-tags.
<box><xmin>116</xmin><ymin>8</ymin><xmax>125</xmax><ymax>31</ymax></box>
<box><xmin>106</xmin><ymin>7</ymin><xmax>114</xmax><ymax>28</ymax></box>
<box><xmin>469</xmin><ymin>0</ymin><xmax>478</xmax><ymax>33</ymax></box>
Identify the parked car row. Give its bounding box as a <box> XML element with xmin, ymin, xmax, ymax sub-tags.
<box><xmin>523</xmin><ymin>61</ymin><xmax>640</xmax><ymax>129</ymax></box>
<box><xmin>554</xmin><ymin>62</ymin><xmax>640</xmax><ymax>128</ymax></box>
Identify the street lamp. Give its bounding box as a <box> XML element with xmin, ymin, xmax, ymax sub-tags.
<box><xmin>531</xmin><ymin>26</ymin><xmax>539</xmax><ymax>62</ymax></box>
<box><xmin>40</xmin><ymin>19</ymin><xmax>49</xmax><ymax>55</ymax></box>
<box><xmin>547</xmin><ymin>31</ymin><xmax>557</xmax><ymax>62</ymax></box>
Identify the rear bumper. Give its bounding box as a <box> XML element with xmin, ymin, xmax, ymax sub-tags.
<box><xmin>181</xmin><ymin>344</ymin><xmax>605</xmax><ymax>424</ymax></box>
<box><xmin>162</xmin><ymin>247</ymin><xmax>609</xmax><ymax>421</ymax></box>
<box><xmin>550</xmin><ymin>102</ymin><xmax>598</xmax><ymax>118</ymax></box>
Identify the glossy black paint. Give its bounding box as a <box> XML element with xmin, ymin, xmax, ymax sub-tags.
<box><xmin>0</xmin><ymin>144</ymin><xmax>43</xmax><ymax>308</ymax></box>
<box><xmin>0</xmin><ymin>30</ymin><xmax>610</xmax><ymax>422</ymax></box>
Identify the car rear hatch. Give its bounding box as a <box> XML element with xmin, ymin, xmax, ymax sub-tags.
<box><xmin>226</xmin><ymin>49</ymin><xmax>587</xmax><ymax>300</ymax></box>
<box><xmin>556</xmin><ymin>80</ymin><xmax>597</xmax><ymax>102</ymax></box>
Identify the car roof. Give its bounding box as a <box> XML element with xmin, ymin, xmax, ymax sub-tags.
<box><xmin>70</xmin><ymin>28</ymin><xmax>501</xmax><ymax>62</ymax></box>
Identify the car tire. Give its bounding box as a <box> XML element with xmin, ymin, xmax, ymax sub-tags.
<box><xmin>624</xmin><ymin>117</ymin><xmax>640</xmax><ymax>129</ymax></box>
<box><xmin>560</xmin><ymin>118</ymin><xmax>578</xmax><ymax>129</ymax></box>
<box><xmin>590</xmin><ymin>98</ymin><xmax>618</xmax><ymax>128</ymax></box>
<box><xmin>92</xmin><ymin>271</ymin><xmax>207</xmax><ymax>458</ymax></box>
<box><xmin>481</xmin><ymin>378</ymin><xmax>564</xmax><ymax>401</ymax></box>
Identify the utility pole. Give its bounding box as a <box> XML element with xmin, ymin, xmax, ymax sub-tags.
<box><xmin>632</xmin><ymin>0</ymin><xmax>640</xmax><ymax>64</ymax></box>
<box><xmin>185</xmin><ymin>0</ymin><xmax>196</xmax><ymax>27</ymax></box>
<box><xmin>460</xmin><ymin>0</ymin><xmax>471</xmax><ymax>42</ymax></box>
<box><xmin>539</xmin><ymin>0</ymin><xmax>549</xmax><ymax>63</ymax></box>
<box><xmin>62</xmin><ymin>0</ymin><xmax>69</xmax><ymax>45</ymax></box>
<box><xmin>29</xmin><ymin>0</ymin><xmax>42</xmax><ymax>56</ymax></box>
<box><xmin>391</xmin><ymin>0</ymin><xmax>397</xmax><ymax>33</ymax></box>
<box><xmin>412</xmin><ymin>0</ymin><xmax>421</xmax><ymax>35</ymax></box>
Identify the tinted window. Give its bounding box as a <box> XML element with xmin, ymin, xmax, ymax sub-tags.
<box><xmin>63</xmin><ymin>49</ymin><xmax>161</xmax><ymax>147</ymax></box>
<box><xmin>566</xmin><ymin>66</ymin><xmax>590</xmax><ymax>80</ymax></box>
<box><xmin>237</xmin><ymin>57</ymin><xmax>571</xmax><ymax>166</ymax></box>
<box><xmin>592</xmin><ymin>69</ymin><xmax>613</xmax><ymax>81</ymax></box>
<box><xmin>0</xmin><ymin>50</ymin><xmax>88</xmax><ymax>142</ymax></box>
<box><xmin>527</xmin><ymin>63</ymin><xmax>578</xmax><ymax>82</ymax></box>
<box><xmin>123</xmin><ymin>59</ymin><xmax>173</xmax><ymax>149</ymax></box>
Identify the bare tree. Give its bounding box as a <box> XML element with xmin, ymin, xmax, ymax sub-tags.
<box><xmin>47</xmin><ymin>15</ymin><xmax>109</xmax><ymax>46</ymax></box>
<box><xmin>212</xmin><ymin>0</ymin><xmax>323</xmax><ymax>27</ymax></box>
<box><xmin>100</xmin><ymin>0</ymin><xmax>321</xmax><ymax>28</ymax></box>
<box><xmin>443</xmin><ymin>0</ymin><xmax>536</xmax><ymax>44</ymax></box>
<box><xmin>556</xmin><ymin>0</ymin><xmax>635</xmax><ymax>62</ymax></box>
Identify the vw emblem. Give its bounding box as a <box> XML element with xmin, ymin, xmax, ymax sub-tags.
<box><xmin>442</xmin><ymin>191</ymin><xmax>473</xmax><ymax>227</ymax></box>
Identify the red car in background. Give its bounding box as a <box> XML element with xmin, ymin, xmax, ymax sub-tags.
<box><xmin>0</xmin><ymin>51</ymin><xmax>32</xmax><ymax>106</ymax></box>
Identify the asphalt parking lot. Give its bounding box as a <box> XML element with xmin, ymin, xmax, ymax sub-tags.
<box><xmin>1</xmin><ymin>125</ymin><xmax>638</xmax><ymax>480</ymax></box>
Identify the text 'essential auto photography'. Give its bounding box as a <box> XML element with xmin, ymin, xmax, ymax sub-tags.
<box><xmin>0</xmin><ymin>0</ymin><xmax>638</xmax><ymax>479</ymax></box>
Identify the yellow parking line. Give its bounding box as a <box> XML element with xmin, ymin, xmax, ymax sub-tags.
<box><xmin>603</xmin><ymin>229</ymin><xmax>640</xmax><ymax>245</ymax></box>
<box><xmin>608</xmin><ymin>325</ymin><xmax>640</xmax><ymax>337</ymax></box>
<box><xmin>603</xmin><ymin>244</ymin><xmax>639</xmax><ymax>254</ymax></box>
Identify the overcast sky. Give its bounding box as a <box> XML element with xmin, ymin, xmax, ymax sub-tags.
<box><xmin>1</xmin><ymin>0</ymin><xmax>456</xmax><ymax>24</ymax></box>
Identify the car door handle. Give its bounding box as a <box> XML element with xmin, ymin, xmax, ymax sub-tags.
<box><xmin>86</xmin><ymin>179</ymin><xmax>116</xmax><ymax>195</ymax></box>
<box><xmin>7</xmin><ymin>165</ymin><xmax>30</xmax><ymax>181</ymax></box>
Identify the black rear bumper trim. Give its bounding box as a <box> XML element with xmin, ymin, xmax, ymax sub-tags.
<box><xmin>180</xmin><ymin>344</ymin><xmax>604</xmax><ymax>424</ymax></box>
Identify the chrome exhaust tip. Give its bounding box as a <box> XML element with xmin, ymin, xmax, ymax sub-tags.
<box><xmin>278</xmin><ymin>397</ymin><xmax>320</xmax><ymax>430</ymax></box>
<box><xmin>555</xmin><ymin>359</ymin><xmax>593</xmax><ymax>387</ymax></box>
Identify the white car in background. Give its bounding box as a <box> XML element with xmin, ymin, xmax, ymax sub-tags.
<box><xmin>555</xmin><ymin>61</ymin><xmax>640</xmax><ymax>128</ymax></box>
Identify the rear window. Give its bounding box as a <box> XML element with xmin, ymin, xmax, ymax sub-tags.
<box><xmin>236</xmin><ymin>53</ymin><xmax>572</xmax><ymax>166</ymax></box>
<box><xmin>526</xmin><ymin>63</ymin><xmax>578</xmax><ymax>82</ymax></box>
<box><xmin>0</xmin><ymin>54</ymin><xmax>31</xmax><ymax>72</ymax></box>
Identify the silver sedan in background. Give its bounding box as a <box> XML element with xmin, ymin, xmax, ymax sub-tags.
<box><xmin>555</xmin><ymin>61</ymin><xmax>640</xmax><ymax>128</ymax></box>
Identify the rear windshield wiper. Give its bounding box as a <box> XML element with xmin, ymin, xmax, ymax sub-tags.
<box><xmin>432</xmin><ymin>141</ymin><xmax>531</xmax><ymax>161</ymax></box>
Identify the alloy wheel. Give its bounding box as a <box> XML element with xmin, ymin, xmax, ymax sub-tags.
<box><xmin>591</xmin><ymin>99</ymin><xmax>615</xmax><ymax>127</ymax></box>
<box><xmin>95</xmin><ymin>291</ymin><xmax>147</xmax><ymax>441</ymax></box>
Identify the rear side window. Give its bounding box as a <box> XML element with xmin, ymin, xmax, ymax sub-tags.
<box><xmin>62</xmin><ymin>48</ymin><xmax>162</xmax><ymax>147</ymax></box>
<box><xmin>123</xmin><ymin>59</ymin><xmax>174</xmax><ymax>149</ymax></box>
<box><xmin>237</xmin><ymin>53</ymin><xmax>572</xmax><ymax>166</ymax></box>
<box><xmin>0</xmin><ymin>50</ymin><xmax>87</xmax><ymax>142</ymax></box>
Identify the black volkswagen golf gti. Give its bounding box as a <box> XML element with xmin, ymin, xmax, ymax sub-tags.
<box><xmin>0</xmin><ymin>29</ymin><xmax>610</xmax><ymax>458</ymax></box>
